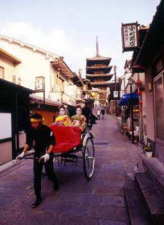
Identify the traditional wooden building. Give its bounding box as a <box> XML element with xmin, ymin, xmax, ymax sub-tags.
<box><xmin>0</xmin><ymin>35</ymin><xmax>82</xmax><ymax>107</ymax></box>
<box><xmin>0</xmin><ymin>79</ymin><xmax>32</xmax><ymax>164</ymax></box>
<box><xmin>132</xmin><ymin>0</ymin><xmax>164</xmax><ymax>162</ymax></box>
<box><xmin>86</xmin><ymin>39</ymin><xmax>113</xmax><ymax>105</ymax></box>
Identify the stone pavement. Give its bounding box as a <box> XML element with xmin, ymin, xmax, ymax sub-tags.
<box><xmin>0</xmin><ymin>115</ymin><xmax>141</xmax><ymax>225</ymax></box>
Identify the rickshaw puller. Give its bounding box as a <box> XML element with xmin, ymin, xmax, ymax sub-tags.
<box><xmin>17</xmin><ymin>113</ymin><xmax>59</xmax><ymax>208</ymax></box>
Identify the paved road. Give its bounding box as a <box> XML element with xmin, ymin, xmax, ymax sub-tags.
<box><xmin>0</xmin><ymin>115</ymin><xmax>140</xmax><ymax>225</ymax></box>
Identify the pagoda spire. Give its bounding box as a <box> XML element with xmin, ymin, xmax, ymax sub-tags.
<box><xmin>96</xmin><ymin>36</ymin><xmax>100</xmax><ymax>57</ymax></box>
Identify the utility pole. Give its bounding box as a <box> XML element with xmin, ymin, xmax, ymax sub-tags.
<box><xmin>114</xmin><ymin>65</ymin><xmax>117</xmax><ymax>89</ymax></box>
<box><xmin>128</xmin><ymin>78</ymin><xmax>134</xmax><ymax>144</ymax></box>
<box><xmin>114</xmin><ymin>65</ymin><xmax>117</xmax><ymax>115</ymax></box>
<box><xmin>130</xmin><ymin>85</ymin><xmax>134</xmax><ymax>143</ymax></box>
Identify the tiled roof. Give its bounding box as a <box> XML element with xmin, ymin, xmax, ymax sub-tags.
<box><xmin>87</xmin><ymin>56</ymin><xmax>111</xmax><ymax>61</ymax></box>
<box><xmin>0</xmin><ymin>34</ymin><xmax>59</xmax><ymax>59</ymax></box>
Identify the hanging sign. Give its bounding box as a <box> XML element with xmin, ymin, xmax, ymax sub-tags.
<box><xmin>122</xmin><ymin>23</ymin><xmax>139</xmax><ymax>52</ymax></box>
<box><xmin>113</xmin><ymin>91</ymin><xmax>119</xmax><ymax>98</ymax></box>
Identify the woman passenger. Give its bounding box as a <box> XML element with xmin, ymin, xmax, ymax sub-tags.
<box><xmin>54</xmin><ymin>106</ymin><xmax>71</xmax><ymax>126</ymax></box>
<box><xmin>71</xmin><ymin>106</ymin><xmax>86</xmax><ymax>131</ymax></box>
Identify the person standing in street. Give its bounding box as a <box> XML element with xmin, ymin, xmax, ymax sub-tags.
<box><xmin>101</xmin><ymin>108</ymin><xmax>105</xmax><ymax>120</ymax></box>
<box><xmin>82</xmin><ymin>102</ymin><xmax>97</xmax><ymax>127</ymax></box>
<box><xmin>97</xmin><ymin>109</ymin><xmax>101</xmax><ymax>120</ymax></box>
<box><xmin>17</xmin><ymin>113</ymin><xmax>59</xmax><ymax>208</ymax></box>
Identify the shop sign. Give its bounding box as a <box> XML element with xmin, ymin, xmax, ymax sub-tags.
<box><xmin>122</xmin><ymin>23</ymin><xmax>139</xmax><ymax>52</ymax></box>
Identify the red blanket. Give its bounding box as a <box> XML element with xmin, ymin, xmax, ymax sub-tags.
<box><xmin>50</xmin><ymin>125</ymin><xmax>81</xmax><ymax>153</ymax></box>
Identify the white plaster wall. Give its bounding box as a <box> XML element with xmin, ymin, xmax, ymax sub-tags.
<box><xmin>0</xmin><ymin>38</ymin><xmax>58</xmax><ymax>100</ymax></box>
<box><xmin>63</xmin><ymin>80</ymin><xmax>76</xmax><ymax>105</ymax></box>
<box><xmin>0</xmin><ymin>38</ymin><xmax>81</xmax><ymax>105</ymax></box>
<box><xmin>0</xmin><ymin>56</ymin><xmax>15</xmax><ymax>81</ymax></box>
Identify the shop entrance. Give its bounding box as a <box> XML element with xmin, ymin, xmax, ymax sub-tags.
<box><xmin>154</xmin><ymin>71</ymin><xmax>164</xmax><ymax>161</ymax></box>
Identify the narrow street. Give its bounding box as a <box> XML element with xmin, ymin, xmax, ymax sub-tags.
<box><xmin>0</xmin><ymin>115</ymin><xmax>140</xmax><ymax>225</ymax></box>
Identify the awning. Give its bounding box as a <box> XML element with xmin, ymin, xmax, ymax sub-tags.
<box><xmin>0</xmin><ymin>48</ymin><xmax>21</xmax><ymax>65</ymax></box>
<box><xmin>51</xmin><ymin>58</ymin><xmax>74</xmax><ymax>79</ymax></box>
<box><xmin>119</xmin><ymin>93</ymin><xmax>139</xmax><ymax>106</ymax></box>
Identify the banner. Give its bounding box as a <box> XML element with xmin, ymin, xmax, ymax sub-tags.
<box><xmin>122</xmin><ymin>23</ymin><xmax>139</xmax><ymax>52</ymax></box>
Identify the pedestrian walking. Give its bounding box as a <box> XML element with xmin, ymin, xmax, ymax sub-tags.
<box><xmin>82</xmin><ymin>102</ymin><xmax>97</xmax><ymax>128</ymax></box>
<box><xmin>17</xmin><ymin>113</ymin><xmax>59</xmax><ymax>208</ymax></box>
<box><xmin>101</xmin><ymin>108</ymin><xmax>105</xmax><ymax>120</ymax></box>
<box><xmin>97</xmin><ymin>109</ymin><xmax>101</xmax><ymax>120</ymax></box>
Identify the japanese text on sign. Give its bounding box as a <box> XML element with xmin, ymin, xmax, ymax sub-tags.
<box><xmin>122</xmin><ymin>23</ymin><xmax>138</xmax><ymax>51</ymax></box>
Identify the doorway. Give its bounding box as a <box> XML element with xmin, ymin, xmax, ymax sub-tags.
<box><xmin>154</xmin><ymin>71</ymin><xmax>164</xmax><ymax>161</ymax></box>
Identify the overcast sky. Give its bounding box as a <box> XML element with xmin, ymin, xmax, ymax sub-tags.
<box><xmin>0</xmin><ymin>0</ymin><xmax>161</xmax><ymax>77</ymax></box>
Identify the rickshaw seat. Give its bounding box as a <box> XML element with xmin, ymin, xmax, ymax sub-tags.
<box><xmin>50</xmin><ymin>125</ymin><xmax>81</xmax><ymax>153</ymax></box>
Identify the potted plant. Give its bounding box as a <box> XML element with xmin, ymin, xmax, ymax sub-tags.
<box><xmin>144</xmin><ymin>143</ymin><xmax>153</xmax><ymax>158</ymax></box>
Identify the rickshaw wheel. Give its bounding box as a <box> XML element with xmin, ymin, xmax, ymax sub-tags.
<box><xmin>83</xmin><ymin>137</ymin><xmax>95</xmax><ymax>181</ymax></box>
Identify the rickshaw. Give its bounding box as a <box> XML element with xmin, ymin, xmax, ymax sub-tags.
<box><xmin>24</xmin><ymin>123</ymin><xmax>95</xmax><ymax>181</ymax></box>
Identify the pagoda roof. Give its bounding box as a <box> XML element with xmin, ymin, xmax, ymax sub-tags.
<box><xmin>87</xmin><ymin>55</ymin><xmax>111</xmax><ymax>62</ymax></box>
<box><xmin>87</xmin><ymin>65</ymin><xmax>112</xmax><ymax>69</ymax></box>
<box><xmin>86</xmin><ymin>74</ymin><xmax>113</xmax><ymax>78</ymax></box>
<box><xmin>87</xmin><ymin>65</ymin><xmax>112</xmax><ymax>70</ymax></box>
<box><xmin>87</xmin><ymin>65</ymin><xmax>112</xmax><ymax>74</ymax></box>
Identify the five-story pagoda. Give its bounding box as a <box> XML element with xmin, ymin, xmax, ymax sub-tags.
<box><xmin>86</xmin><ymin>38</ymin><xmax>113</xmax><ymax>105</ymax></box>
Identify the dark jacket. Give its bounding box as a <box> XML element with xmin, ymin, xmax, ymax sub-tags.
<box><xmin>26</xmin><ymin>124</ymin><xmax>55</xmax><ymax>157</ymax></box>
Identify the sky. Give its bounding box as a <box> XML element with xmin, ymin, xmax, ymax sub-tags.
<box><xmin>0</xmin><ymin>0</ymin><xmax>161</xmax><ymax>77</ymax></box>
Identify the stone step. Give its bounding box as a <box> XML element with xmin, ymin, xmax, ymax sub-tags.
<box><xmin>141</xmin><ymin>155</ymin><xmax>164</xmax><ymax>187</ymax></box>
<box><xmin>135</xmin><ymin>172</ymin><xmax>164</xmax><ymax>225</ymax></box>
<box><xmin>124</xmin><ymin>178</ymin><xmax>152</xmax><ymax>225</ymax></box>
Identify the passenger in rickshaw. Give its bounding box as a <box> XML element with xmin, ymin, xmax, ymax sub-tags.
<box><xmin>51</xmin><ymin>106</ymin><xmax>83</xmax><ymax>154</ymax></box>
<box><xmin>71</xmin><ymin>105</ymin><xmax>86</xmax><ymax>132</ymax></box>
<box><xmin>54</xmin><ymin>106</ymin><xmax>72</xmax><ymax>126</ymax></box>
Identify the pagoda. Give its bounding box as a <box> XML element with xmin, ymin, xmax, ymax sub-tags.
<box><xmin>86</xmin><ymin>38</ymin><xmax>113</xmax><ymax>105</ymax></box>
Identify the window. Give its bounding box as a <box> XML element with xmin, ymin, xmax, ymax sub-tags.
<box><xmin>0</xmin><ymin>66</ymin><xmax>5</xmax><ymax>79</ymax></box>
<box><xmin>35</xmin><ymin>76</ymin><xmax>45</xmax><ymax>90</ymax></box>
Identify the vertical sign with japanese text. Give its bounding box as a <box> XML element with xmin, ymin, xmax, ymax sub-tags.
<box><xmin>122</xmin><ymin>23</ymin><xmax>139</xmax><ymax>52</ymax></box>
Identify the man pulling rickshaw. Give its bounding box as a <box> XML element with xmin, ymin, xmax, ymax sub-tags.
<box><xmin>17</xmin><ymin>113</ymin><xmax>59</xmax><ymax>208</ymax></box>
<box><xmin>17</xmin><ymin>105</ymin><xmax>95</xmax><ymax>208</ymax></box>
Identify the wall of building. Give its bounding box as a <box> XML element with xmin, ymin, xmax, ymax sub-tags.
<box><xmin>49</xmin><ymin>66</ymin><xmax>63</xmax><ymax>103</ymax></box>
<box><xmin>144</xmin><ymin>69</ymin><xmax>155</xmax><ymax>141</ymax></box>
<box><xmin>0</xmin><ymin>37</ymin><xmax>81</xmax><ymax>106</ymax></box>
<box><xmin>120</xmin><ymin>70</ymin><xmax>132</xmax><ymax>96</ymax></box>
<box><xmin>0</xmin><ymin>38</ymin><xmax>56</xmax><ymax>98</ymax></box>
<box><xmin>0</xmin><ymin>141</ymin><xmax>12</xmax><ymax>165</ymax></box>
<box><xmin>0</xmin><ymin>55</ymin><xmax>16</xmax><ymax>81</ymax></box>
